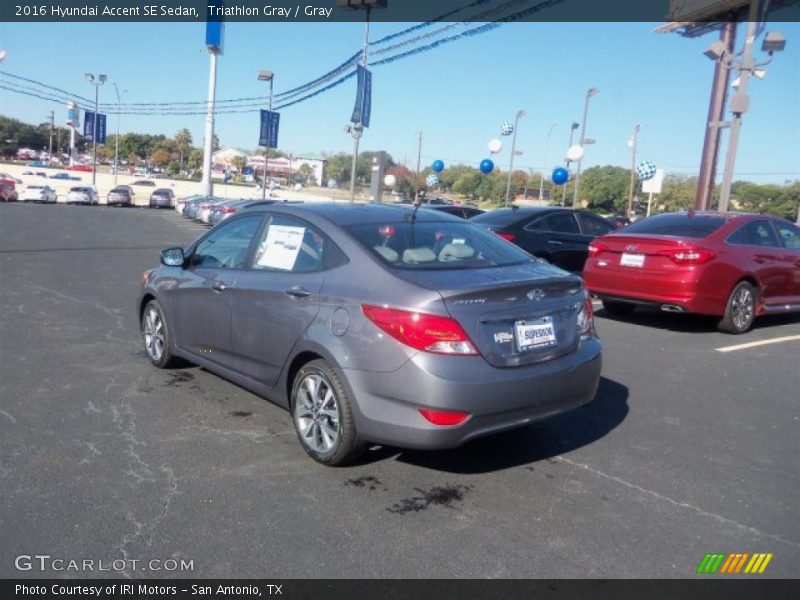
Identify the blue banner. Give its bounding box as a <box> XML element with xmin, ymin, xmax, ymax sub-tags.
<box><xmin>206</xmin><ymin>1</ymin><xmax>225</xmax><ymax>54</ymax></box>
<box><xmin>83</xmin><ymin>112</ymin><xmax>107</xmax><ymax>144</ymax></box>
<box><xmin>351</xmin><ymin>65</ymin><xmax>372</xmax><ymax>128</ymax></box>
<box><xmin>259</xmin><ymin>110</ymin><xmax>280</xmax><ymax>148</ymax></box>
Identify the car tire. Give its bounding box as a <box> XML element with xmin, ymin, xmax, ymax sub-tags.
<box><xmin>602</xmin><ymin>300</ymin><xmax>636</xmax><ymax>316</ymax></box>
<box><xmin>290</xmin><ymin>359</ymin><xmax>365</xmax><ymax>466</ymax></box>
<box><xmin>717</xmin><ymin>281</ymin><xmax>757</xmax><ymax>334</ymax></box>
<box><xmin>141</xmin><ymin>300</ymin><xmax>179</xmax><ymax>368</ymax></box>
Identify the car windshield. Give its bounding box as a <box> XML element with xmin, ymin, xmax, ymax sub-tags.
<box><xmin>470</xmin><ymin>209</ymin><xmax>539</xmax><ymax>228</ymax></box>
<box><xmin>70</xmin><ymin>187</ymin><xmax>90</xmax><ymax>192</ymax></box>
<box><xmin>622</xmin><ymin>213</ymin><xmax>726</xmax><ymax>238</ymax></box>
<box><xmin>346</xmin><ymin>221</ymin><xmax>533</xmax><ymax>270</ymax></box>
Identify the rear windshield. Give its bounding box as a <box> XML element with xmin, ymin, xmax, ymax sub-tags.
<box><xmin>345</xmin><ymin>221</ymin><xmax>533</xmax><ymax>270</ymax></box>
<box><xmin>110</xmin><ymin>187</ymin><xmax>129</xmax><ymax>193</ymax></box>
<box><xmin>70</xmin><ymin>187</ymin><xmax>90</xmax><ymax>192</ymax></box>
<box><xmin>27</xmin><ymin>186</ymin><xmax>43</xmax><ymax>189</ymax></box>
<box><xmin>469</xmin><ymin>209</ymin><xmax>533</xmax><ymax>228</ymax></box>
<box><xmin>622</xmin><ymin>213</ymin><xmax>726</xmax><ymax>238</ymax></box>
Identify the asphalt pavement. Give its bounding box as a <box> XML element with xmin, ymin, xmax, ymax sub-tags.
<box><xmin>1</xmin><ymin>203</ymin><xmax>798</xmax><ymax>578</ymax></box>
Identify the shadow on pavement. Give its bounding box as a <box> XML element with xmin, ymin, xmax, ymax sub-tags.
<box><xmin>597</xmin><ymin>305</ymin><xmax>800</xmax><ymax>334</ymax></box>
<box><xmin>356</xmin><ymin>376</ymin><xmax>629</xmax><ymax>474</ymax></box>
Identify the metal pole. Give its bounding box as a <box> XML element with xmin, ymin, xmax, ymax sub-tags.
<box><xmin>505</xmin><ymin>111</ymin><xmax>524</xmax><ymax>206</ymax></box>
<box><xmin>695</xmin><ymin>22</ymin><xmax>737</xmax><ymax>210</ymax></box>
<box><xmin>201</xmin><ymin>50</ymin><xmax>219</xmax><ymax>197</ymax></box>
<box><xmin>262</xmin><ymin>77</ymin><xmax>274</xmax><ymax>201</ymax></box>
<box><xmin>719</xmin><ymin>19</ymin><xmax>759</xmax><ymax>213</ymax></box>
<box><xmin>112</xmin><ymin>83</ymin><xmax>122</xmax><ymax>186</ymax></box>
<box><xmin>48</xmin><ymin>111</ymin><xmax>54</xmax><ymax>165</ymax></box>
<box><xmin>627</xmin><ymin>124</ymin><xmax>640</xmax><ymax>216</ymax></box>
<box><xmin>562</xmin><ymin>123</ymin><xmax>578</xmax><ymax>206</ymax></box>
<box><xmin>572</xmin><ymin>90</ymin><xmax>593</xmax><ymax>206</ymax></box>
<box><xmin>539</xmin><ymin>124</ymin><xmax>555</xmax><ymax>201</ymax></box>
<box><xmin>415</xmin><ymin>131</ymin><xmax>422</xmax><ymax>201</ymax></box>
<box><xmin>92</xmin><ymin>84</ymin><xmax>99</xmax><ymax>187</ymax></box>
<box><xmin>349</xmin><ymin>8</ymin><xmax>371</xmax><ymax>203</ymax></box>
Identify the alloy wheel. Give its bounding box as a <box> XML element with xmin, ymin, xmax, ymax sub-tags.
<box><xmin>731</xmin><ymin>287</ymin><xmax>754</xmax><ymax>331</ymax></box>
<box><xmin>143</xmin><ymin>307</ymin><xmax>165</xmax><ymax>362</ymax></box>
<box><xmin>293</xmin><ymin>373</ymin><xmax>341</xmax><ymax>454</ymax></box>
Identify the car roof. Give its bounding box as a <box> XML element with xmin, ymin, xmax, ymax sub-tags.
<box><xmin>238</xmin><ymin>201</ymin><xmax>463</xmax><ymax>225</ymax></box>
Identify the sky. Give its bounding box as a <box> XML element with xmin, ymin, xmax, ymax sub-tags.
<box><xmin>1</xmin><ymin>15</ymin><xmax>798</xmax><ymax>184</ymax></box>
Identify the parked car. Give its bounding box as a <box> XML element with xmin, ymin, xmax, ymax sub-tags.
<box><xmin>196</xmin><ymin>196</ymin><xmax>229</xmax><ymax>223</ymax></box>
<box><xmin>583</xmin><ymin>211</ymin><xmax>800</xmax><ymax>334</ymax></box>
<box><xmin>68</xmin><ymin>164</ymin><xmax>94</xmax><ymax>172</ymax></box>
<box><xmin>26</xmin><ymin>160</ymin><xmax>51</xmax><ymax>168</ymax></box>
<box><xmin>149</xmin><ymin>188</ymin><xmax>175</xmax><ymax>209</ymax></box>
<box><xmin>609</xmin><ymin>215</ymin><xmax>631</xmax><ymax>230</ymax></box>
<box><xmin>133</xmin><ymin>180</ymin><xmax>156</xmax><ymax>187</ymax></box>
<box><xmin>66</xmin><ymin>185</ymin><xmax>99</xmax><ymax>205</ymax></box>
<box><xmin>396</xmin><ymin>202</ymin><xmax>484</xmax><ymax>219</ymax></box>
<box><xmin>0</xmin><ymin>182</ymin><xmax>19</xmax><ymax>202</ymax></box>
<box><xmin>21</xmin><ymin>185</ymin><xmax>57</xmax><ymax>203</ymax></box>
<box><xmin>175</xmin><ymin>194</ymin><xmax>204</xmax><ymax>215</ymax></box>
<box><xmin>50</xmin><ymin>172</ymin><xmax>81</xmax><ymax>181</ymax></box>
<box><xmin>139</xmin><ymin>203</ymin><xmax>601</xmax><ymax>465</ymax></box>
<box><xmin>0</xmin><ymin>173</ymin><xmax>23</xmax><ymax>184</ymax></box>
<box><xmin>107</xmin><ymin>185</ymin><xmax>135</xmax><ymax>207</ymax></box>
<box><xmin>471</xmin><ymin>207</ymin><xmax>614</xmax><ymax>272</ymax></box>
<box><xmin>182</xmin><ymin>196</ymin><xmax>208</xmax><ymax>220</ymax></box>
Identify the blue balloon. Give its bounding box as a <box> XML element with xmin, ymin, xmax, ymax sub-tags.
<box><xmin>551</xmin><ymin>167</ymin><xmax>569</xmax><ymax>185</ymax></box>
<box><xmin>479</xmin><ymin>159</ymin><xmax>494</xmax><ymax>174</ymax></box>
<box><xmin>432</xmin><ymin>159</ymin><xmax>445</xmax><ymax>173</ymax></box>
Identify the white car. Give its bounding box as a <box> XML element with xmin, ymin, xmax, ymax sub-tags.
<box><xmin>22</xmin><ymin>185</ymin><xmax>57</xmax><ymax>203</ymax></box>
<box><xmin>66</xmin><ymin>185</ymin><xmax>99</xmax><ymax>205</ymax></box>
<box><xmin>196</xmin><ymin>197</ymin><xmax>227</xmax><ymax>224</ymax></box>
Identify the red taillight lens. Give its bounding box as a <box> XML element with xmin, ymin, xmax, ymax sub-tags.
<box><xmin>222</xmin><ymin>207</ymin><xmax>237</xmax><ymax>214</ymax></box>
<box><xmin>588</xmin><ymin>242</ymin><xmax>608</xmax><ymax>257</ymax></box>
<box><xmin>361</xmin><ymin>304</ymin><xmax>478</xmax><ymax>355</ymax></box>
<box><xmin>662</xmin><ymin>247</ymin><xmax>716</xmax><ymax>265</ymax></box>
<box><xmin>577</xmin><ymin>290</ymin><xmax>595</xmax><ymax>337</ymax></box>
<box><xmin>419</xmin><ymin>408</ymin><xmax>470</xmax><ymax>426</ymax></box>
<box><xmin>496</xmin><ymin>231</ymin><xmax>516</xmax><ymax>242</ymax></box>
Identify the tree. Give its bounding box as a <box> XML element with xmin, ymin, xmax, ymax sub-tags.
<box><xmin>150</xmin><ymin>149</ymin><xmax>171</xmax><ymax>169</ymax></box>
<box><xmin>187</xmin><ymin>149</ymin><xmax>203</xmax><ymax>171</ymax></box>
<box><xmin>578</xmin><ymin>165</ymin><xmax>631</xmax><ymax>212</ymax></box>
<box><xmin>323</xmin><ymin>153</ymin><xmax>352</xmax><ymax>185</ymax></box>
<box><xmin>174</xmin><ymin>128</ymin><xmax>192</xmax><ymax>174</ymax></box>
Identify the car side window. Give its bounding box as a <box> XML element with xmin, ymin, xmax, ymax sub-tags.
<box><xmin>727</xmin><ymin>220</ymin><xmax>780</xmax><ymax>248</ymax></box>
<box><xmin>251</xmin><ymin>215</ymin><xmax>346</xmax><ymax>273</ymax></box>
<box><xmin>772</xmin><ymin>221</ymin><xmax>800</xmax><ymax>250</ymax></box>
<box><xmin>189</xmin><ymin>215</ymin><xmax>263</xmax><ymax>269</ymax></box>
<box><xmin>528</xmin><ymin>213</ymin><xmax>580</xmax><ymax>234</ymax></box>
<box><xmin>576</xmin><ymin>213</ymin><xmax>612</xmax><ymax>236</ymax></box>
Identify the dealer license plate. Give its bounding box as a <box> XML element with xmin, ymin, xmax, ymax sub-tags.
<box><xmin>620</xmin><ymin>253</ymin><xmax>645</xmax><ymax>268</ymax></box>
<box><xmin>515</xmin><ymin>317</ymin><xmax>557</xmax><ymax>352</ymax></box>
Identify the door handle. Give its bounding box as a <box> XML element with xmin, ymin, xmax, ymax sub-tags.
<box><xmin>285</xmin><ymin>286</ymin><xmax>311</xmax><ymax>299</ymax></box>
<box><xmin>548</xmin><ymin>239</ymin><xmax>564</xmax><ymax>246</ymax></box>
<box><xmin>210</xmin><ymin>281</ymin><xmax>231</xmax><ymax>292</ymax></box>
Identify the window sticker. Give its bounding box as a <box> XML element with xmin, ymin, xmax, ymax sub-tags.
<box><xmin>255</xmin><ymin>225</ymin><xmax>306</xmax><ymax>271</ymax></box>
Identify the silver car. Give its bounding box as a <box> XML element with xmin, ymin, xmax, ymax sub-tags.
<box><xmin>66</xmin><ymin>185</ymin><xmax>99</xmax><ymax>205</ymax></box>
<box><xmin>139</xmin><ymin>204</ymin><xmax>602</xmax><ymax>465</ymax></box>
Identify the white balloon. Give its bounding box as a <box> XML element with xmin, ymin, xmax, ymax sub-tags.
<box><xmin>488</xmin><ymin>139</ymin><xmax>503</xmax><ymax>154</ymax></box>
<box><xmin>566</xmin><ymin>144</ymin><xmax>585</xmax><ymax>162</ymax></box>
<box><xmin>383</xmin><ymin>174</ymin><xmax>396</xmax><ymax>187</ymax></box>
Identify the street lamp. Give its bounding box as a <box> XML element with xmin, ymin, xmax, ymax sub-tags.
<box><xmin>572</xmin><ymin>86</ymin><xmax>598</xmax><ymax>207</ymax></box>
<box><xmin>257</xmin><ymin>70</ymin><xmax>274</xmax><ymax>201</ymax></box>
<box><xmin>111</xmin><ymin>82</ymin><xmax>126</xmax><ymax>186</ymax></box>
<box><xmin>562</xmin><ymin>121</ymin><xmax>579</xmax><ymax>206</ymax></box>
<box><xmin>627</xmin><ymin>124</ymin><xmax>640</xmax><ymax>217</ymax></box>
<box><xmin>715</xmin><ymin>24</ymin><xmax>786</xmax><ymax>212</ymax></box>
<box><xmin>538</xmin><ymin>123</ymin><xmax>556</xmax><ymax>202</ymax></box>
<box><xmin>85</xmin><ymin>73</ymin><xmax>106</xmax><ymax>187</ymax></box>
<box><xmin>504</xmin><ymin>109</ymin><xmax>526</xmax><ymax>207</ymax></box>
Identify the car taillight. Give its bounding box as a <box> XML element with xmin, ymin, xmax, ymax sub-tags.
<box><xmin>222</xmin><ymin>207</ymin><xmax>237</xmax><ymax>214</ymax></box>
<box><xmin>576</xmin><ymin>290</ymin><xmax>595</xmax><ymax>337</ymax></box>
<box><xmin>588</xmin><ymin>242</ymin><xmax>608</xmax><ymax>257</ymax></box>
<box><xmin>199</xmin><ymin>204</ymin><xmax>209</xmax><ymax>210</ymax></box>
<box><xmin>419</xmin><ymin>408</ymin><xmax>470</xmax><ymax>426</ymax></box>
<box><xmin>661</xmin><ymin>247</ymin><xmax>716</xmax><ymax>265</ymax></box>
<box><xmin>496</xmin><ymin>231</ymin><xmax>516</xmax><ymax>242</ymax></box>
<box><xmin>361</xmin><ymin>304</ymin><xmax>478</xmax><ymax>355</ymax></box>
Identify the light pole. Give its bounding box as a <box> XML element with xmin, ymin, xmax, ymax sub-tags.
<box><xmin>627</xmin><ymin>123</ymin><xmax>640</xmax><ymax>217</ymax></box>
<box><xmin>504</xmin><ymin>109</ymin><xmax>526</xmax><ymax>207</ymax></box>
<box><xmin>201</xmin><ymin>47</ymin><xmax>220</xmax><ymax>197</ymax></box>
<box><xmin>716</xmin><ymin>23</ymin><xmax>785</xmax><ymax>212</ymax></box>
<box><xmin>258</xmin><ymin>70</ymin><xmax>274</xmax><ymax>201</ymax></box>
<box><xmin>415</xmin><ymin>131</ymin><xmax>423</xmax><ymax>201</ymax></box>
<box><xmin>111</xmin><ymin>82</ymin><xmax>126</xmax><ymax>186</ymax></box>
<box><xmin>572</xmin><ymin>86</ymin><xmax>598</xmax><ymax>206</ymax></box>
<box><xmin>562</xmin><ymin>122</ymin><xmax>579</xmax><ymax>206</ymax></box>
<box><xmin>47</xmin><ymin>110</ymin><xmax>54</xmax><ymax>165</ymax></box>
<box><xmin>85</xmin><ymin>73</ymin><xmax>106</xmax><ymax>187</ymax></box>
<box><xmin>538</xmin><ymin>123</ymin><xmax>556</xmax><ymax>202</ymax></box>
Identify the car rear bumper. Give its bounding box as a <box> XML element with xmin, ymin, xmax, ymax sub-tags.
<box><xmin>342</xmin><ymin>338</ymin><xmax>602</xmax><ymax>450</ymax></box>
<box><xmin>150</xmin><ymin>198</ymin><xmax>173</xmax><ymax>207</ymax></box>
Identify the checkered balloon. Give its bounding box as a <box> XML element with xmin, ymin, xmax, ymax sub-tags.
<box><xmin>636</xmin><ymin>160</ymin><xmax>657</xmax><ymax>181</ymax></box>
<box><xmin>426</xmin><ymin>174</ymin><xmax>439</xmax><ymax>187</ymax></box>
<box><xmin>501</xmin><ymin>121</ymin><xmax>514</xmax><ymax>136</ymax></box>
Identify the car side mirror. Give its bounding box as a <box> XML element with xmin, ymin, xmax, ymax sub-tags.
<box><xmin>160</xmin><ymin>247</ymin><xmax>185</xmax><ymax>267</ymax></box>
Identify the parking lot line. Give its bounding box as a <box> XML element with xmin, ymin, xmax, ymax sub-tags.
<box><xmin>715</xmin><ymin>335</ymin><xmax>800</xmax><ymax>353</ymax></box>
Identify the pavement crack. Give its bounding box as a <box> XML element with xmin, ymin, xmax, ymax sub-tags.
<box><xmin>0</xmin><ymin>410</ymin><xmax>17</xmax><ymax>424</ymax></box>
<box><xmin>556</xmin><ymin>455</ymin><xmax>800</xmax><ymax>550</ymax></box>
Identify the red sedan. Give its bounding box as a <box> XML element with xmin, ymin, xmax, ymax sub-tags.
<box><xmin>583</xmin><ymin>211</ymin><xmax>800</xmax><ymax>333</ymax></box>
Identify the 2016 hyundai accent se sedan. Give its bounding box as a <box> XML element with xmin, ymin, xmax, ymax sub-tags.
<box><xmin>138</xmin><ymin>203</ymin><xmax>602</xmax><ymax>465</ymax></box>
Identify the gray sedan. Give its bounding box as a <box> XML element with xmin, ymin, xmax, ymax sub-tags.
<box><xmin>138</xmin><ymin>203</ymin><xmax>602</xmax><ymax>465</ymax></box>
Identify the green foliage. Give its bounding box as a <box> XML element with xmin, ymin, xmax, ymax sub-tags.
<box><xmin>578</xmin><ymin>165</ymin><xmax>631</xmax><ymax>212</ymax></box>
